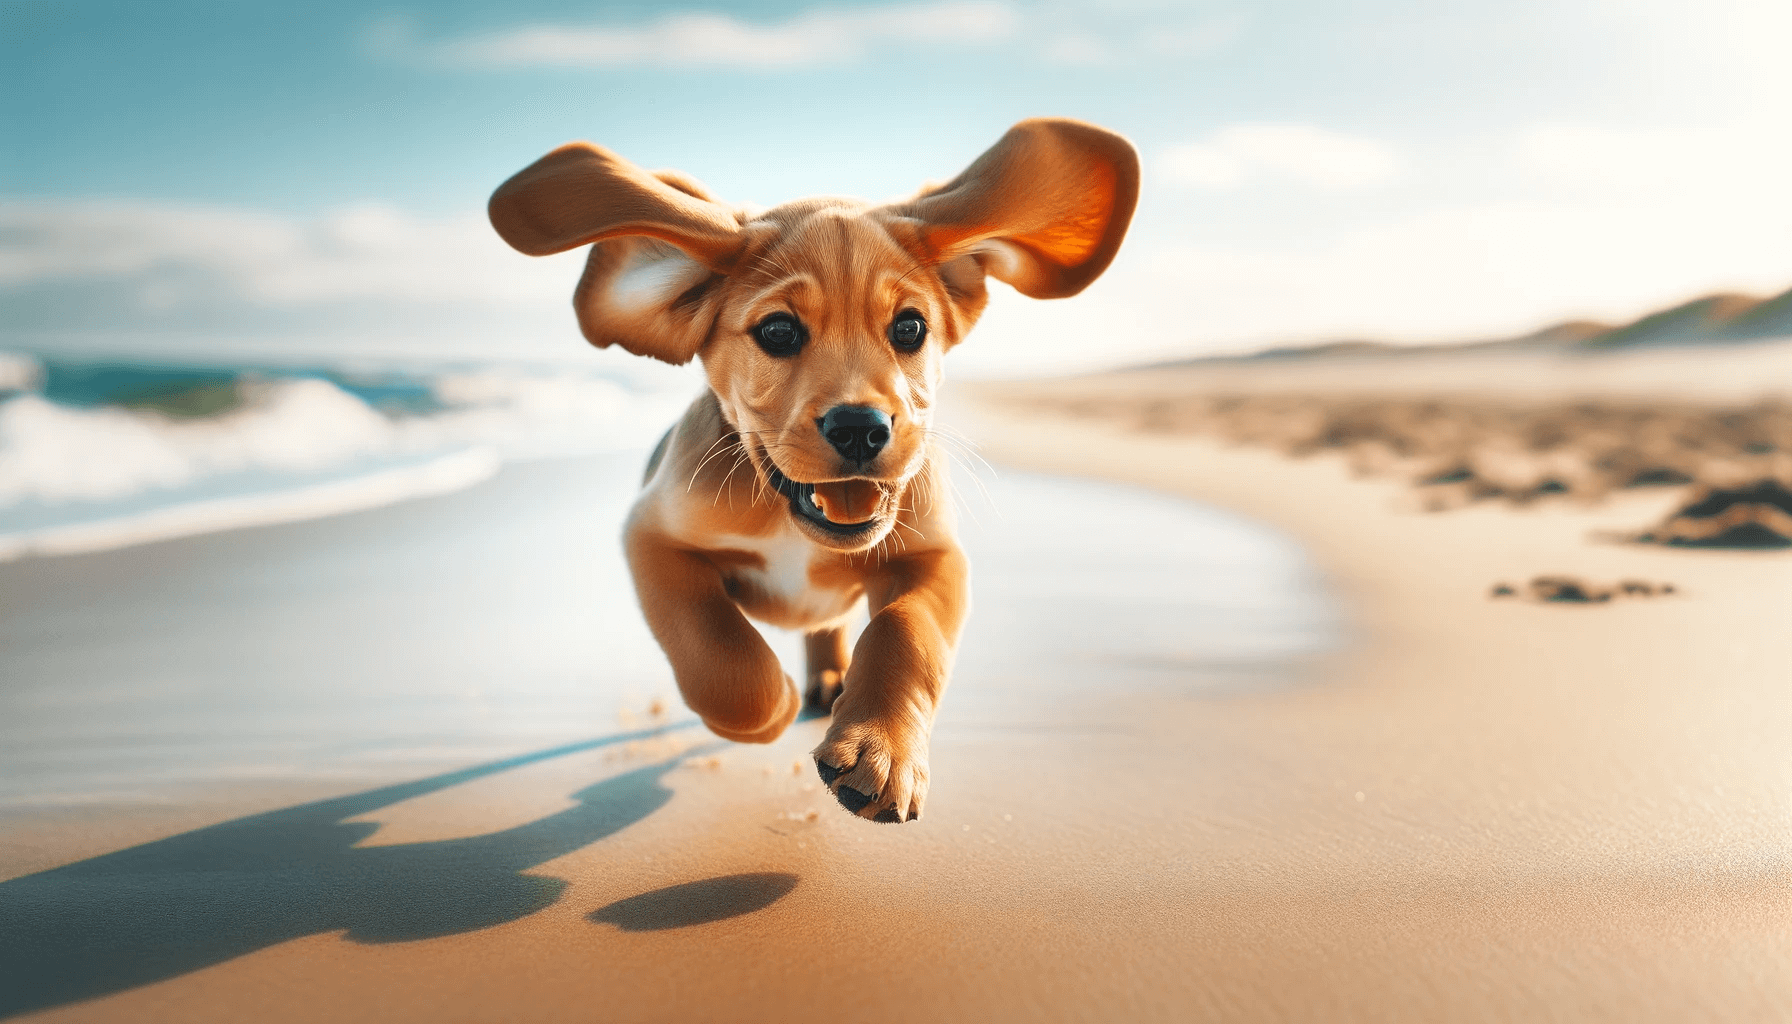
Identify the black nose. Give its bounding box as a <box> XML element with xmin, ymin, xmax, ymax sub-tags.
<box><xmin>819</xmin><ymin>406</ymin><xmax>892</xmax><ymax>465</ymax></box>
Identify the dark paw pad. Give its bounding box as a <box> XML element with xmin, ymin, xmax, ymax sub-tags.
<box><xmin>872</xmin><ymin>807</ymin><xmax>905</xmax><ymax>824</ymax></box>
<box><xmin>815</xmin><ymin>760</ymin><xmax>844</xmax><ymax>786</ymax></box>
<box><xmin>834</xmin><ymin>785</ymin><xmax>874</xmax><ymax>814</ymax></box>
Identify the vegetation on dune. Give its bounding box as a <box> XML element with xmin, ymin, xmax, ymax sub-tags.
<box><xmin>1021</xmin><ymin>391</ymin><xmax>1792</xmax><ymax>549</ymax></box>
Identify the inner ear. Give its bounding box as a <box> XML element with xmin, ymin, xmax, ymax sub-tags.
<box><xmin>605</xmin><ymin>239</ymin><xmax>712</xmax><ymax>314</ymax></box>
<box><xmin>892</xmin><ymin>118</ymin><xmax>1140</xmax><ymax>301</ymax></box>
<box><xmin>934</xmin><ymin>254</ymin><xmax>991</xmax><ymax>338</ymax></box>
<box><xmin>572</xmin><ymin>236</ymin><xmax>730</xmax><ymax>364</ymax></box>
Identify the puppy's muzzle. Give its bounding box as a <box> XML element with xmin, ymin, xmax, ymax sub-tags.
<box><xmin>819</xmin><ymin>406</ymin><xmax>891</xmax><ymax>468</ymax></box>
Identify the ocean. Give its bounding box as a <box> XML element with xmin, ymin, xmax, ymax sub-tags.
<box><xmin>0</xmin><ymin>351</ymin><xmax>693</xmax><ymax>560</ymax></box>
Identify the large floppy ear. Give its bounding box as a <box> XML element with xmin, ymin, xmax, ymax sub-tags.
<box><xmin>489</xmin><ymin>142</ymin><xmax>746</xmax><ymax>364</ymax></box>
<box><xmin>896</xmin><ymin>118</ymin><xmax>1139</xmax><ymax>301</ymax></box>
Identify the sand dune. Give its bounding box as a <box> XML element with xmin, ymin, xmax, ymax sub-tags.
<box><xmin>1190</xmin><ymin>282</ymin><xmax>1792</xmax><ymax>362</ymax></box>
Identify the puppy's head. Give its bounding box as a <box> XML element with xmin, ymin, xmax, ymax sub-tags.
<box><xmin>491</xmin><ymin>118</ymin><xmax>1138</xmax><ymax>551</ymax></box>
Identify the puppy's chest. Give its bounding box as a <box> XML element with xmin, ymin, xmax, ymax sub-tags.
<box><xmin>710</xmin><ymin>529</ymin><xmax>860</xmax><ymax>629</ymax></box>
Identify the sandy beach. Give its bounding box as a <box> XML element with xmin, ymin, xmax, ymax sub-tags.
<box><xmin>5</xmin><ymin>349</ymin><xmax>1792</xmax><ymax>1021</ymax></box>
<box><xmin>12</xmin><ymin>0</ymin><xmax>1792</xmax><ymax>1017</ymax></box>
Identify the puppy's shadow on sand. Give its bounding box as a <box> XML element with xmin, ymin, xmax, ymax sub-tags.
<box><xmin>0</xmin><ymin>727</ymin><xmax>789</xmax><ymax>1018</ymax></box>
<box><xmin>591</xmin><ymin>872</ymin><xmax>798</xmax><ymax>931</ymax></box>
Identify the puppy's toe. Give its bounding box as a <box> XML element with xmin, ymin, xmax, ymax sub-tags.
<box><xmin>813</xmin><ymin>717</ymin><xmax>929</xmax><ymax>824</ymax></box>
<box><xmin>834</xmin><ymin>784</ymin><xmax>875</xmax><ymax>815</ymax></box>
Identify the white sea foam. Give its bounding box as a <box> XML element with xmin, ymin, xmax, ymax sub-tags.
<box><xmin>0</xmin><ymin>360</ymin><xmax>696</xmax><ymax>559</ymax></box>
<box><xmin>0</xmin><ymin>446</ymin><xmax>500</xmax><ymax>562</ymax></box>
<box><xmin>421</xmin><ymin>368</ymin><xmax>689</xmax><ymax>459</ymax></box>
<box><xmin>0</xmin><ymin>351</ymin><xmax>41</xmax><ymax>394</ymax></box>
<box><xmin>0</xmin><ymin>380</ymin><xmax>395</xmax><ymax>506</ymax></box>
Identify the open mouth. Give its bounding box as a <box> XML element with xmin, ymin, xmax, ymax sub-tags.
<box><xmin>764</xmin><ymin>462</ymin><xmax>883</xmax><ymax>536</ymax></box>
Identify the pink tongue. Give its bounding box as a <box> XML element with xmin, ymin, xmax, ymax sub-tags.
<box><xmin>811</xmin><ymin>481</ymin><xmax>878</xmax><ymax>523</ymax></box>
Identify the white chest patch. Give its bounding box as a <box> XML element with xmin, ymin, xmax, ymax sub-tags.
<box><xmin>714</xmin><ymin>527</ymin><xmax>859</xmax><ymax>628</ymax></box>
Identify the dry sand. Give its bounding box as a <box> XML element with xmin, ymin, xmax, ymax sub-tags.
<box><xmin>6</xmin><ymin>347</ymin><xmax>1792</xmax><ymax>1021</ymax></box>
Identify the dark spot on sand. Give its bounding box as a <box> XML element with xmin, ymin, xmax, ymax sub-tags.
<box><xmin>1423</xmin><ymin>466</ymin><xmax>1475</xmax><ymax>486</ymax></box>
<box><xmin>1531</xmin><ymin>575</ymin><xmax>1611</xmax><ymax>603</ymax></box>
<box><xmin>1629</xmin><ymin>466</ymin><xmax>1694</xmax><ymax>487</ymax></box>
<box><xmin>1492</xmin><ymin>575</ymin><xmax>1678</xmax><ymax>603</ymax></box>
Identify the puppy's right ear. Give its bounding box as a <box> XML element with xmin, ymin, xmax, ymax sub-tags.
<box><xmin>489</xmin><ymin>142</ymin><xmax>745</xmax><ymax>364</ymax></box>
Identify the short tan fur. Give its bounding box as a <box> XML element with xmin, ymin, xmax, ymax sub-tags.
<box><xmin>490</xmin><ymin>118</ymin><xmax>1139</xmax><ymax>822</ymax></box>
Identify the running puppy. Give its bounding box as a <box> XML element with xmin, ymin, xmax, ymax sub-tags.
<box><xmin>489</xmin><ymin>118</ymin><xmax>1138</xmax><ymax>822</ymax></box>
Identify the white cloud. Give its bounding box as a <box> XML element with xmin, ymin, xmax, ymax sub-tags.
<box><xmin>1515</xmin><ymin>119</ymin><xmax>1792</xmax><ymax>200</ymax></box>
<box><xmin>0</xmin><ymin>199</ymin><xmax>572</xmax><ymax>309</ymax></box>
<box><xmin>388</xmin><ymin>2</ymin><xmax>1019</xmax><ymax>70</ymax></box>
<box><xmin>1159</xmin><ymin>125</ymin><xmax>1402</xmax><ymax>192</ymax></box>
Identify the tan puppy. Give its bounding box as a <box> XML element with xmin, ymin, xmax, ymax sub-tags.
<box><xmin>490</xmin><ymin>118</ymin><xmax>1138</xmax><ymax>822</ymax></box>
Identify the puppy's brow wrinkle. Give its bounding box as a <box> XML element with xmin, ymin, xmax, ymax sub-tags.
<box><xmin>745</xmin><ymin>274</ymin><xmax>817</xmax><ymax>310</ymax></box>
<box><xmin>747</xmin><ymin>248</ymin><xmax>799</xmax><ymax>283</ymax></box>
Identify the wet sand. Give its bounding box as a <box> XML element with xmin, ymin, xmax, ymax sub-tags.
<box><xmin>5</xmin><ymin>372</ymin><xmax>1792</xmax><ymax>1020</ymax></box>
<box><xmin>4</xmin><ymin>449</ymin><xmax>1333</xmax><ymax>1022</ymax></box>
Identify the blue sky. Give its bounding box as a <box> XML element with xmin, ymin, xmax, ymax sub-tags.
<box><xmin>4</xmin><ymin>0</ymin><xmax>1789</xmax><ymax>373</ymax></box>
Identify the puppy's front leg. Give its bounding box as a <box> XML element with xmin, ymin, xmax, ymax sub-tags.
<box><xmin>814</xmin><ymin>545</ymin><xmax>969</xmax><ymax>822</ymax></box>
<box><xmin>626</xmin><ymin>528</ymin><xmax>800</xmax><ymax>743</ymax></box>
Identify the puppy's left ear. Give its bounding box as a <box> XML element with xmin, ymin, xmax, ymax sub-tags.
<box><xmin>489</xmin><ymin>142</ymin><xmax>746</xmax><ymax>364</ymax></box>
<box><xmin>895</xmin><ymin>118</ymin><xmax>1140</xmax><ymax>301</ymax></box>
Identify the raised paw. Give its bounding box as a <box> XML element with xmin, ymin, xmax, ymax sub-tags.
<box><xmin>812</xmin><ymin>711</ymin><xmax>929</xmax><ymax>823</ymax></box>
<box><xmin>698</xmin><ymin>673</ymin><xmax>800</xmax><ymax>744</ymax></box>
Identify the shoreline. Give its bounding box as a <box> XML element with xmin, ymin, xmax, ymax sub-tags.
<box><xmin>4</xmin><ymin>390</ymin><xmax>1790</xmax><ymax>1021</ymax></box>
<box><xmin>954</xmin><ymin>389</ymin><xmax>1792</xmax><ymax>1018</ymax></box>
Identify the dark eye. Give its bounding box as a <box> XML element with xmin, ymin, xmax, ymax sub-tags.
<box><xmin>753</xmin><ymin>314</ymin><xmax>806</xmax><ymax>357</ymax></box>
<box><xmin>889</xmin><ymin>311</ymin><xmax>927</xmax><ymax>352</ymax></box>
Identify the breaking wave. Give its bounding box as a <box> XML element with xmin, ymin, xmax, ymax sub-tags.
<box><xmin>0</xmin><ymin>353</ymin><xmax>693</xmax><ymax>560</ymax></box>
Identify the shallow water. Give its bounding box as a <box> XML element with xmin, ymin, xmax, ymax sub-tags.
<box><xmin>952</xmin><ymin>469</ymin><xmax>1337</xmax><ymax>701</ymax></box>
<box><xmin>0</xmin><ymin>451</ymin><xmax>1336</xmax><ymax>810</ymax></box>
